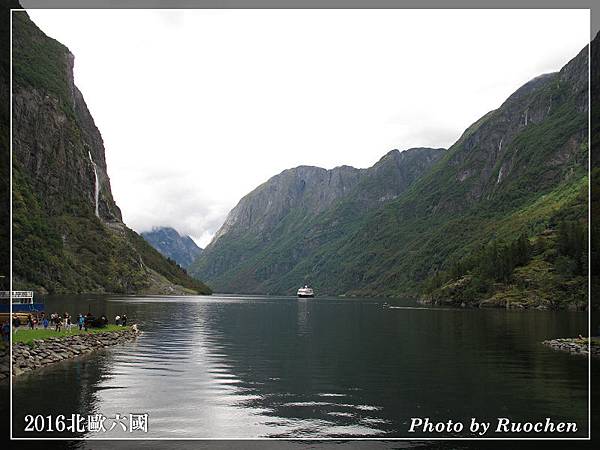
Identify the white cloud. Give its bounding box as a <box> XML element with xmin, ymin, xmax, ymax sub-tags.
<box><xmin>23</xmin><ymin>9</ymin><xmax>590</xmax><ymax>247</ymax></box>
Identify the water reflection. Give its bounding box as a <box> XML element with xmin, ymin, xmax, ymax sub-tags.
<box><xmin>297</xmin><ymin>298</ymin><xmax>310</xmax><ymax>335</ymax></box>
<box><xmin>8</xmin><ymin>294</ymin><xmax>593</xmax><ymax>439</ymax></box>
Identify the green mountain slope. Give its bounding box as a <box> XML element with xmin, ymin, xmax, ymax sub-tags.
<box><xmin>591</xmin><ymin>32</ymin><xmax>600</xmax><ymax>312</ymax></box>
<box><xmin>194</xmin><ymin>40</ymin><xmax>589</xmax><ymax>307</ymax></box>
<box><xmin>11</xmin><ymin>11</ymin><xmax>211</xmax><ymax>295</ymax></box>
<box><xmin>0</xmin><ymin>2</ymin><xmax>14</xmax><ymax>287</ymax></box>
<box><xmin>311</xmin><ymin>45</ymin><xmax>588</xmax><ymax>304</ymax></box>
<box><xmin>191</xmin><ymin>148</ymin><xmax>445</xmax><ymax>293</ymax></box>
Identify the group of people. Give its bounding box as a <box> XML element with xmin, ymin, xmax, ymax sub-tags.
<box><xmin>10</xmin><ymin>312</ymin><xmax>92</xmax><ymax>333</ymax></box>
<box><xmin>46</xmin><ymin>312</ymin><xmax>92</xmax><ymax>331</ymax></box>
<box><xmin>2</xmin><ymin>311</ymin><xmax>129</xmax><ymax>339</ymax></box>
<box><xmin>115</xmin><ymin>314</ymin><xmax>128</xmax><ymax>326</ymax></box>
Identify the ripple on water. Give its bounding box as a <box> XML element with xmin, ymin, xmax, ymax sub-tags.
<box><xmin>10</xmin><ymin>294</ymin><xmax>590</xmax><ymax>439</ymax></box>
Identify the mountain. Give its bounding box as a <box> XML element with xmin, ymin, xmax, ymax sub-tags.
<box><xmin>591</xmin><ymin>32</ymin><xmax>600</xmax><ymax>309</ymax></box>
<box><xmin>192</xmin><ymin>40</ymin><xmax>589</xmax><ymax>308</ymax></box>
<box><xmin>190</xmin><ymin>147</ymin><xmax>445</xmax><ymax>293</ymax></box>
<box><xmin>10</xmin><ymin>10</ymin><xmax>211</xmax><ymax>295</ymax></box>
<box><xmin>141</xmin><ymin>227</ymin><xmax>202</xmax><ymax>269</ymax></box>
<box><xmin>0</xmin><ymin>3</ymin><xmax>12</xmax><ymax>288</ymax></box>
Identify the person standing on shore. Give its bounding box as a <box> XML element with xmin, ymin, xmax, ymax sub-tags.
<box><xmin>64</xmin><ymin>313</ymin><xmax>72</xmax><ymax>333</ymax></box>
<box><xmin>27</xmin><ymin>314</ymin><xmax>34</xmax><ymax>330</ymax></box>
<box><xmin>122</xmin><ymin>314</ymin><xmax>127</xmax><ymax>326</ymax></box>
<box><xmin>78</xmin><ymin>314</ymin><xmax>84</xmax><ymax>331</ymax></box>
<box><xmin>12</xmin><ymin>315</ymin><xmax>20</xmax><ymax>334</ymax></box>
<box><xmin>55</xmin><ymin>315</ymin><xmax>62</xmax><ymax>332</ymax></box>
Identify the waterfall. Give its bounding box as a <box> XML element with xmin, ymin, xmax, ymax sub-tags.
<box><xmin>497</xmin><ymin>166</ymin><xmax>504</xmax><ymax>184</ymax></box>
<box><xmin>88</xmin><ymin>151</ymin><xmax>100</xmax><ymax>218</ymax></box>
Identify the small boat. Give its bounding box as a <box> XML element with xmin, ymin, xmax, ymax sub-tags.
<box><xmin>0</xmin><ymin>291</ymin><xmax>45</xmax><ymax>322</ymax></box>
<box><xmin>297</xmin><ymin>285</ymin><xmax>315</xmax><ymax>298</ymax></box>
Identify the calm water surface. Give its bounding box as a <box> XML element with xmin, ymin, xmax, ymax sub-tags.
<box><xmin>8</xmin><ymin>295</ymin><xmax>593</xmax><ymax>438</ymax></box>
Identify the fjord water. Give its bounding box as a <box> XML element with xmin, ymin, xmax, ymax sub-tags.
<box><xmin>10</xmin><ymin>295</ymin><xmax>592</xmax><ymax>438</ymax></box>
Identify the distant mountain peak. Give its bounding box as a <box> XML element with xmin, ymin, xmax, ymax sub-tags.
<box><xmin>192</xmin><ymin>147</ymin><xmax>445</xmax><ymax>292</ymax></box>
<box><xmin>141</xmin><ymin>227</ymin><xmax>203</xmax><ymax>269</ymax></box>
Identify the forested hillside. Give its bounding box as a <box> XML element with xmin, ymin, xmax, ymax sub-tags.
<box><xmin>191</xmin><ymin>148</ymin><xmax>445</xmax><ymax>294</ymax></box>
<box><xmin>194</xmin><ymin>37</ymin><xmax>591</xmax><ymax>309</ymax></box>
<box><xmin>10</xmin><ymin>10</ymin><xmax>211</xmax><ymax>295</ymax></box>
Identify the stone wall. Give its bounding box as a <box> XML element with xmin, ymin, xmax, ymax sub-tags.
<box><xmin>4</xmin><ymin>328</ymin><xmax>140</xmax><ymax>379</ymax></box>
<box><xmin>0</xmin><ymin>346</ymin><xmax>8</xmax><ymax>381</ymax></box>
<box><xmin>542</xmin><ymin>338</ymin><xmax>600</xmax><ymax>358</ymax></box>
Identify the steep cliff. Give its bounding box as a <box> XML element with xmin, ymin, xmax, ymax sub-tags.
<box><xmin>193</xmin><ymin>40</ymin><xmax>588</xmax><ymax>303</ymax></box>
<box><xmin>320</xmin><ymin>42</ymin><xmax>589</xmax><ymax>302</ymax></box>
<box><xmin>0</xmin><ymin>3</ymin><xmax>12</xmax><ymax>287</ymax></box>
<box><xmin>191</xmin><ymin>147</ymin><xmax>445</xmax><ymax>293</ymax></box>
<box><xmin>591</xmin><ymin>31</ymin><xmax>600</xmax><ymax>309</ymax></box>
<box><xmin>142</xmin><ymin>227</ymin><xmax>202</xmax><ymax>269</ymax></box>
<box><xmin>11</xmin><ymin>11</ymin><xmax>211</xmax><ymax>295</ymax></box>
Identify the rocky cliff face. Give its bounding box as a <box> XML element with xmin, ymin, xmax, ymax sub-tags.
<box><xmin>212</xmin><ymin>164</ymin><xmax>363</xmax><ymax>245</ymax></box>
<box><xmin>13</xmin><ymin>41</ymin><xmax>121</xmax><ymax>223</ymax></box>
<box><xmin>590</xmin><ymin>32</ymin><xmax>600</xmax><ymax>309</ymax></box>
<box><xmin>212</xmin><ymin>147</ymin><xmax>444</xmax><ymax>245</ymax></box>
<box><xmin>192</xmin><ymin>40</ymin><xmax>589</xmax><ymax>298</ymax></box>
<box><xmin>592</xmin><ymin>31</ymin><xmax>600</xmax><ymax>167</ymax></box>
<box><xmin>438</xmin><ymin>46</ymin><xmax>588</xmax><ymax>210</ymax></box>
<box><xmin>142</xmin><ymin>227</ymin><xmax>203</xmax><ymax>269</ymax></box>
<box><xmin>0</xmin><ymin>3</ymin><xmax>13</xmax><ymax>284</ymax></box>
<box><xmin>11</xmin><ymin>11</ymin><xmax>211</xmax><ymax>295</ymax></box>
<box><xmin>320</xmin><ymin>40</ymin><xmax>589</xmax><ymax>298</ymax></box>
<box><xmin>191</xmin><ymin>147</ymin><xmax>445</xmax><ymax>293</ymax></box>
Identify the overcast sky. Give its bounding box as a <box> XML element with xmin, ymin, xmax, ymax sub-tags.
<box><xmin>24</xmin><ymin>9</ymin><xmax>589</xmax><ymax>247</ymax></box>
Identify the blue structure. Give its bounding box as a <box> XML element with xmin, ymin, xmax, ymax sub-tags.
<box><xmin>0</xmin><ymin>291</ymin><xmax>45</xmax><ymax>317</ymax></box>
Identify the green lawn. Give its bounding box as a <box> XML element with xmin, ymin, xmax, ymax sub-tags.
<box><xmin>11</xmin><ymin>324</ymin><xmax>130</xmax><ymax>345</ymax></box>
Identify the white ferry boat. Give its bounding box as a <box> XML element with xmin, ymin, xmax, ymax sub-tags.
<box><xmin>297</xmin><ymin>286</ymin><xmax>314</xmax><ymax>298</ymax></box>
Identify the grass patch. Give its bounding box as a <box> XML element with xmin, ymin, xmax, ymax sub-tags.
<box><xmin>12</xmin><ymin>324</ymin><xmax>130</xmax><ymax>346</ymax></box>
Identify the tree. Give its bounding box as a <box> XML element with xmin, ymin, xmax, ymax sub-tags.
<box><xmin>557</xmin><ymin>220</ymin><xmax>587</xmax><ymax>275</ymax></box>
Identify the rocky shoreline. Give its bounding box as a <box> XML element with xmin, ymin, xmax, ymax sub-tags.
<box><xmin>0</xmin><ymin>347</ymin><xmax>7</xmax><ymax>381</ymax></box>
<box><xmin>419</xmin><ymin>291</ymin><xmax>589</xmax><ymax>311</ymax></box>
<box><xmin>0</xmin><ymin>328</ymin><xmax>140</xmax><ymax>380</ymax></box>
<box><xmin>542</xmin><ymin>337</ymin><xmax>600</xmax><ymax>358</ymax></box>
